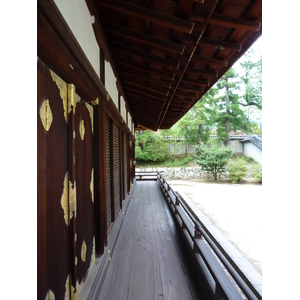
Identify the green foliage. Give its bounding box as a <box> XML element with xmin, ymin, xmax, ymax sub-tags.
<box><xmin>135</xmin><ymin>130</ymin><xmax>171</xmax><ymax>163</ymax></box>
<box><xmin>163</xmin><ymin>155</ymin><xmax>193</xmax><ymax>167</ymax></box>
<box><xmin>245</xmin><ymin>122</ymin><xmax>262</xmax><ymax>135</ymax></box>
<box><xmin>228</xmin><ymin>158</ymin><xmax>248</xmax><ymax>183</ymax></box>
<box><xmin>194</xmin><ymin>143</ymin><xmax>233</xmax><ymax>180</ymax></box>
<box><xmin>239</xmin><ymin>49</ymin><xmax>262</xmax><ymax>110</ymax></box>
<box><xmin>171</xmin><ymin>87</ymin><xmax>218</xmax><ymax>144</ymax></box>
<box><xmin>251</xmin><ymin>163</ymin><xmax>262</xmax><ymax>183</ymax></box>
<box><xmin>215</xmin><ymin>68</ymin><xmax>248</xmax><ymax>143</ymax></box>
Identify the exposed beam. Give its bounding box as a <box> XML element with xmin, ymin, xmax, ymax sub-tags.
<box><xmin>118</xmin><ymin>68</ymin><xmax>172</xmax><ymax>89</ymax></box>
<box><xmin>109</xmin><ymin>42</ymin><xmax>180</xmax><ymax>69</ymax></box>
<box><xmin>124</xmin><ymin>87</ymin><xmax>166</xmax><ymax>101</ymax></box>
<box><xmin>190</xmin><ymin>12</ymin><xmax>261</xmax><ymax>31</ymax></box>
<box><xmin>199</xmin><ymin>37</ymin><xmax>241</xmax><ymax>52</ymax></box>
<box><xmin>126</xmin><ymin>92</ymin><xmax>165</xmax><ymax>106</ymax></box>
<box><xmin>180</xmin><ymin>66</ymin><xmax>218</xmax><ymax>77</ymax></box>
<box><xmin>193</xmin><ymin>55</ymin><xmax>228</xmax><ymax>67</ymax></box>
<box><xmin>122</xmin><ymin>80</ymin><xmax>169</xmax><ymax>96</ymax></box>
<box><xmin>210</xmin><ymin>13</ymin><xmax>261</xmax><ymax>31</ymax></box>
<box><xmin>175</xmin><ymin>84</ymin><xmax>204</xmax><ymax>93</ymax></box>
<box><xmin>102</xmin><ymin>22</ymin><xmax>185</xmax><ymax>54</ymax></box>
<box><xmin>114</xmin><ymin>56</ymin><xmax>175</xmax><ymax>80</ymax></box>
<box><xmin>180</xmin><ymin>77</ymin><xmax>210</xmax><ymax>86</ymax></box>
<box><xmin>97</xmin><ymin>0</ymin><xmax>194</xmax><ymax>33</ymax></box>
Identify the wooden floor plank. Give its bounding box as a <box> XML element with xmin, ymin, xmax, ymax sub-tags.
<box><xmin>97</xmin><ymin>181</ymin><xmax>196</xmax><ymax>300</ymax></box>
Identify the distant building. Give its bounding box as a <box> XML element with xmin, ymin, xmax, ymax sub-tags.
<box><xmin>239</xmin><ymin>136</ymin><xmax>262</xmax><ymax>164</ymax></box>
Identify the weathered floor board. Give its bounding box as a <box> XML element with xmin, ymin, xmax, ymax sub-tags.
<box><xmin>97</xmin><ymin>181</ymin><xmax>198</xmax><ymax>300</ymax></box>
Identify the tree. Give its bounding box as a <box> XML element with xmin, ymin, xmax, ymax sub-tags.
<box><xmin>135</xmin><ymin>130</ymin><xmax>171</xmax><ymax>163</ymax></box>
<box><xmin>174</xmin><ymin>87</ymin><xmax>218</xmax><ymax>144</ymax></box>
<box><xmin>194</xmin><ymin>143</ymin><xmax>233</xmax><ymax>180</ymax></box>
<box><xmin>239</xmin><ymin>49</ymin><xmax>262</xmax><ymax>110</ymax></box>
<box><xmin>228</xmin><ymin>158</ymin><xmax>248</xmax><ymax>183</ymax></box>
<box><xmin>216</xmin><ymin>68</ymin><xmax>247</xmax><ymax>145</ymax></box>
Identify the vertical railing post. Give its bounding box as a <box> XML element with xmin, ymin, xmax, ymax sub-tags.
<box><xmin>194</xmin><ymin>226</ymin><xmax>202</xmax><ymax>239</ymax></box>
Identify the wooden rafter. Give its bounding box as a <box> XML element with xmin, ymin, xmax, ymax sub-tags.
<box><xmin>96</xmin><ymin>0</ymin><xmax>194</xmax><ymax>33</ymax></box>
<box><xmin>114</xmin><ymin>56</ymin><xmax>175</xmax><ymax>80</ymax></box>
<box><xmin>103</xmin><ymin>22</ymin><xmax>185</xmax><ymax>54</ymax></box>
<box><xmin>109</xmin><ymin>42</ymin><xmax>180</xmax><ymax>69</ymax></box>
<box><xmin>190</xmin><ymin>12</ymin><xmax>261</xmax><ymax>31</ymax></box>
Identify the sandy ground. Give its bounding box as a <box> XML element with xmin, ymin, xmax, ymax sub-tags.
<box><xmin>167</xmin><ymin>180</ymin><xmax>262</xmax><ymax>274</ymax></box>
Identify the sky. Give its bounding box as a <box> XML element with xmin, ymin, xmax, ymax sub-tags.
<box><xmin>231</xmin><ymin>37</ymin><xmax>262</xmax><ymax>126</ymax></box>
<box><xmin>232</xmin><ymin>36</ymin><xmax>262</xmax><ymax>77</ymax></box>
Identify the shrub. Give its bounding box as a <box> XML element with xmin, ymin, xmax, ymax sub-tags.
<box><xmin>251</xmin><ymin>164</ymin><xmax>262</xmax><ymax>183</ymax></box>
<box><xmin>228</xmin><ymin>158</ymin><xmax>248</xmax><ymax>183</ymax></box>
<box><xmin>194</xmin><ymin>143</ymin><xmax>233</xmax><ymax>180</ymax></box>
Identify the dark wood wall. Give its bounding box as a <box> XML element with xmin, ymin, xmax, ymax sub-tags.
<box><xmin>37</xmin><ymin>59</ymin><xmax>134</xmax><ymax>299</ymax></box>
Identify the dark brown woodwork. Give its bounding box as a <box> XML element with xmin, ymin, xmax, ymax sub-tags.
<box><xmin>180</xmin><ymin>66</ymin><xmax>218</xmax><ymax>77</ymax></box>
<box><xmin>73</xmin><ymin>98</ymin><xmax>94</xmax><ymax>284</ymax></box>
<box><xmin>105</xmin><ymin>115</ymin><xmax>112</xmax><ymax>229</ymax></box>
<box><xmin>109</xmin><ymin>42</ymin><xmax>180</xmax><ymax>69</ymax></box>
<box><xmin>113</xmin><ymin>122</ymin><xmax>121</xmax><ymax>219</ymax></box>
<box><xmin>192</xmin><ymin>55</ymin><xmax>228</xmax><ymax>67</ymax></box>
<box><xmin>37</xmin><ymin>60</ymin><xmax>69</xmax><ymax>299</ymax></box>
<box><xmin>37</xmin><ymin>0</ymin><xmax>105</xmax><ymax>104</ymax></box>
<box><xmin>94</xmin><ymin>103</ymin><xmax>106</xmax><ymax>255</ymax></box>
<box><xmin>37</xmin><ymin>60</ymin><xmax>48</xmax><ymax>300</ymax></box>
<box><xmin>102</xmin><ymin>22</ymin><xmax>185</xmax><ymax>55</ymax></box>
<box><xmin>122</xmin><ymin>79</ymin><xmax>169</xmax><ymax>96</ymax></box>
<box><xmin>125</xmin><ymin>90</ymin><xmax>166</xmax><ymax>104</ymax></box>
<box><xmin>115</xmin><ymin>56</ymin><xmax>175</xmax><ymax>81</ymax></box>
<box><xmin>180</xmin><ymin>77</ymin><xmax>210</xmax><ymax>86</ymax></box>
<box><xmin>38</xmin><ymin>0</ymin><xmax>261</xmax><ymax>132</ymax></box>
<box><xmin>124</xmin><ymin>86</ymin><xmax>166</xmax><ymax>102</ymax></box>
<box><xmin>118</xmin><ymin>68</ymin><xmax>172</xmax><ymax>89</ymax></box>
<box><xmin>199</xmin><ymin>37</ymin><xmax>242</xmax><ymax>51</ymax></box>
<box><xmin>96</xmin><ymin>0</ymin><xmax>194</xmax><ymax>33</ymax></box>
<box><xmin>190</xmin><ymin>12</ymin><xmax>261</xmax><ymax>31</ymax></box>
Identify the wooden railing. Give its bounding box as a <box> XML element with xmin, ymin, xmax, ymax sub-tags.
<box><xmin>157</xmin><ymin>172</ymin><xmax>261</xmax><ymax>300</ymax></box>
<box><xmin>135</xmin><ymin>171</ymin><xmax>159</xmax><ymax>181</ymax></box>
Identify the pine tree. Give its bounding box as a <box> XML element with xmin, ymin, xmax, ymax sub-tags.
<box><xmin>239</xmin><ymin>49</ymin><xmax>262</xmax><ymax>110</ymax></box>
<box><xmin>216</xmin><ymin>68</ymin><xmax>247</xmax><ymax>145</ymax></box>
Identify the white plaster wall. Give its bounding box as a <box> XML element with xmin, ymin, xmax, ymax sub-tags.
<box><xmin>105</xmin><ymin>61</ymin><xmax>118</xmax><ymax>108</ymax></box>
<box><xmin>53</xmin><ymin>0</ymin><xmax>100</xmax><ymax>78</ymax></box>
<box><xmin>244</xmin><ymin>143</ymin><xmax>262</xmax><ymax>164</ymax></box>
<box><xmin>128</xmin><ymin>113</ymin><xmax>132</xmax><ymax>132</ymax></box>
<box><xmin>229</xmin><ymin>140</ymin><xmax>243</xmax><ymax>154</ymax></box>
<box><xmin>121</xmin><ymin>96</ymin><xmax>126</xmax><ymax>121</ymax></box>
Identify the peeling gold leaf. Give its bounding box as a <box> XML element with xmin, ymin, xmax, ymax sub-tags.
<box><xmin>91</xmin><ymin>97</ymin><xmax>99</xmax><ymax>105</ymax></box>
<box><xmin>50</xmin><ymin>70</ymin><xmax>68</xmax><ymax>123</ymax></box>
<box><xmin>67</xmin><ymin>84</ymin><xmax>80</xmax><ymax>115</ymax></box>
<box><xmin>79</xmin><ymin>120</ymin><xmax>85</xmax><ymax>140</ymax></box>
<box><xmin>81</xmin><ymin>240</ymin><xmax>87</xmax><ymax>262</ymax></box>
<box><xmin>85</xmin><ymin>101</ymin><xmax>94</xmax><ymax>133</ymax></box>
<box><xmin>40</xmin><ymin>100</ymin><xmax>53</xmax><ymax>131</ymax></box>
<box><xmin>69</xmin><ymin>180</ymin><xmax>77</xmax><ymax>220</ymax></box>
<box><xmin>90</xmin><ymin>168</ymin><xmax>94</xmax><ymax>203</ymax></box>
<box><xmin>61</xmin><ymin>172</ymin><xmax>69</xmax><ymax>226</ymax></box>
<box><xmin>45</xmin><ymin>290</ymin><xmax>55</xmax><ymax>300</ymax></box>
<box><xmin>71</xmin><ymin>280</ymin><xmax>82</xmax><ymax>300</ymax></box>
<box><xmin>64</xmin><ymin>274</ymin><xmax>71</xmax><ymax>300</ymax></box>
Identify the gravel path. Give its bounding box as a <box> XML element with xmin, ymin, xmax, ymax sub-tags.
<box><xmin>167</xmin><ymin>180</ymin><xmax>262</xmax><ymax>274</ymax></box>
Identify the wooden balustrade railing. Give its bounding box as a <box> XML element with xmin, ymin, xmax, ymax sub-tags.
<box><xmin>135</xmin><ymin>171</ymin><xmax>160</xmax><ymax>180</ymax></box>
<box><xmin>157</xmin><ymin>172</ymin><xmax>261</xmax><ymax>300</ymax></box>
